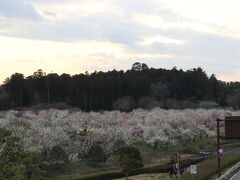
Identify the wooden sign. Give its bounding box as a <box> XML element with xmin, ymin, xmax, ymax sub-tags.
<box><xmin>225</xmin><ymin>116</ymin><xmax>240</xmax><ymax>139</ymax></box>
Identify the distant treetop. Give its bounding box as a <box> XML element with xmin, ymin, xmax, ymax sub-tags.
<box><xmin>132</xmin><ymin>62</ymin><xmax>149</xmax><ymax>71</ymax></box>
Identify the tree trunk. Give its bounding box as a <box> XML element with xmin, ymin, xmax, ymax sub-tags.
<box><xmin>125</xmin><ymin>172</ymin><xmax>128</xmax><ymax>180</ymax></box>
<box><xmin>90</xmin><ymin>95</ymin><xmax>92</xmax><ymax>110</ymax></box>
<box><xmin>67</xmin><ymin>159</ymin><xmax>73</xmax><ymax>180</ymax></box>
<box><xmin>19</xmin><ymin>87</ymin><xmax>23</xmax><ymax>106</ymax></box>
<box><xmin>154</xmin><ymin>142</ymin><xmax>157</xmax><ymax>151</ymax></box>
<box><xmin>47</xmin><ymin>86</ymin><xmax>51</xmax><ymax>103</ymax></box>
<box><xmin>83</xmin><ymin>92</ymin><xmax>87</xmax><ymax>111</ymax></box>
<box><xmin>67</xmin><ymin>172</ymin><xmax>72</xmax><ymax>180</ymax></box>
<box><xmin>101</xmin><ymin>96</ymin><xmax>104</xmax><ymax>108</ymax></box>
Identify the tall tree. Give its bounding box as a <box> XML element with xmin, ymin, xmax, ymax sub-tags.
<box><xmin>118</xmin><ymin>146</ymin><xmax>144</xmax><ymax>180</ymax></box>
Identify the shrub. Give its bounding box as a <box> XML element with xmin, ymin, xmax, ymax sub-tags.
<box><xmin>86</xmin><ymin>143</ymin><xmax>109</xmax><ymax>163</ymax></box>
<box><xmin>0</xmin><ymin>128</ymin><xmax>45</xmax><ymax>180</ymax></box>
<box><xmin>118</xmin><ymin>145</ymin><xmax>144</xmax><ymax>179</ymax></box>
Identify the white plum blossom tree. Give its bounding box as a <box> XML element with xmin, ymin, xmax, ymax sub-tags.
<box><xmin>0</xmin><ymin>107</ymin><xmax>236</xmax><ymax>159</ymax></box>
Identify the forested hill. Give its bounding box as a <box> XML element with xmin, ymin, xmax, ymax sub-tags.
<box><xmin>0</xmin><ymin>62</ymin><xmax>240</xmax><ymax>111</ymax></box>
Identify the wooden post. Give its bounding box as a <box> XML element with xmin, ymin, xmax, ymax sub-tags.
<box><xmin>178</xmin><ymin>154</ymin><xmax>180</xmax><ymax>177</ymax></box>
<box><xmin>217</xmin><ymin>118</ymin><xmax>221</xmax><ymax>177</ymax></box>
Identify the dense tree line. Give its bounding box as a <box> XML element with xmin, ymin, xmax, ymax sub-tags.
<box><xmin>0</xmin><ymin>62</ymin><xmax>239</xmax><ymax>111</ymax></box>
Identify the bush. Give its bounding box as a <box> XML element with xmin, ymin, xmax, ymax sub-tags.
<box><xmin>0</xmin><ymin>128</ymin><xmax>24</xmax><ymax>179</ymax></box>
<box><xmin>118</xmin><ymin>145</ymin><xmax>144</xmax><ymax>179</ymax></box>
<box><xmin>0</xmin><ymin>128</ymin><xmax>45</xmax><ymax>180</ymax></box>
<box><xmin>49</xmin><ymin>145</ymin><xmax>68</xmax><ymax>171</ymax></box>
<box><xmin>31</xmin><ymin>102</ymin><xmax>71</xmax><ymax>110</ymax></box>
<box><xmin>86</xmin><ymin>143</ymin><xmax>109</xmax><ymax>163</ymax></box>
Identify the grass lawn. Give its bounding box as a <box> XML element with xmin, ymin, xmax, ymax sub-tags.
<box><xmin>182</xmin><ymin>152</ymin><xmax>240</xmax><ymax>180</ymax></box>
<box><xmin>55</xmin><ymin>137</ymin><xmax>240</xmax><ymax>180</ymax></box>
<box><xmin>115</xmin><ymin>173</ymin><xmax>169</xmax><ymax>180</ymax></box>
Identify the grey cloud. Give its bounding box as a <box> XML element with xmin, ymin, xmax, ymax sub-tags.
<box><xmin>0</xmin><ymin>0</ymin><xmax>240</xmax><ymax>79</ymax></box>
<box><xmin>43</xmin><ymin>11</ymin><xmax>56</xmax><ymax>18</ymax></box>
<box><xmin>114</xmin><ymin>0</ymin><xmax>157</xmax><ymax>13</ymax></box>
<box><xmin>1</xmin><ymin>12</ymin><xmax>150</xmax><ymax>45</ymax></box>
<box><xmin>0</xmin><ymin>0</ymin><xmax>41</xmax><ymax>20</ymax></box>
<box><xmin>138</xmin><ymin>31</ymin><xmax>240</xmax><ymax>76</ymax></box>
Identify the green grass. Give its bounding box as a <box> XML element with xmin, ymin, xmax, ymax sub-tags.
<box><xmin>211</xmin><ymin>164</ymin><xmax>237</xmax><ymax>180</ymax></box>
<box><xmin>55</xmin><ymin>137</ymin><xmax>210</xmax><ymax>179</ymax></box>
<box><xmin>56</xmin><ymin>157</ymin><xmax>203</xmax><ymax>180</ymax></box>
<box><xmin>115</xmin><ymin>173</ymin><xmax>168</xmax><ymax>180</ymax></box>
<box><xmin>53</xmin><ymin>137</ymin><xmax>240</xmax><ymax>179</ymax></box>
<box><xmin>182</xmin><ymin>152</ymin><xmax>240</xmax><ymax>180</ymax></box>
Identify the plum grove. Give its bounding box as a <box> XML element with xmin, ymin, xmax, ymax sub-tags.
<box><xmin>0</xmin><ymin>108</ymin><xmax>236</xmax><ymax>163</ymax></box>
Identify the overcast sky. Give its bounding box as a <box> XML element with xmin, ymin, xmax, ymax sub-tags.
<box><xmin>0</xmin><ymin>0</ymin><xmax>240</xmax><ymax>83</ymax></box>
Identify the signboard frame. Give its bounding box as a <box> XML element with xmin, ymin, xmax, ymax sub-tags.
<box><xmin>224</xmin><ymin>116</ymin><xmax>240</xmax><ymax>140</ymax></box>
<box><xmin>217</xmin><ymin>116</ymin><xmax>240</xmax><ymax>178</ymax></box>
<box><xmin>190</xmin><ymin>165</ymin><xmax>197</xmax><ymax>175</ymax></box>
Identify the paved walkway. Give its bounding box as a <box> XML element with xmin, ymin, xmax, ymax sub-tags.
<box><xmin>230</xmin><ymin>170</ymin><xmax>240</xmax><ymax>180</ymax></box>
